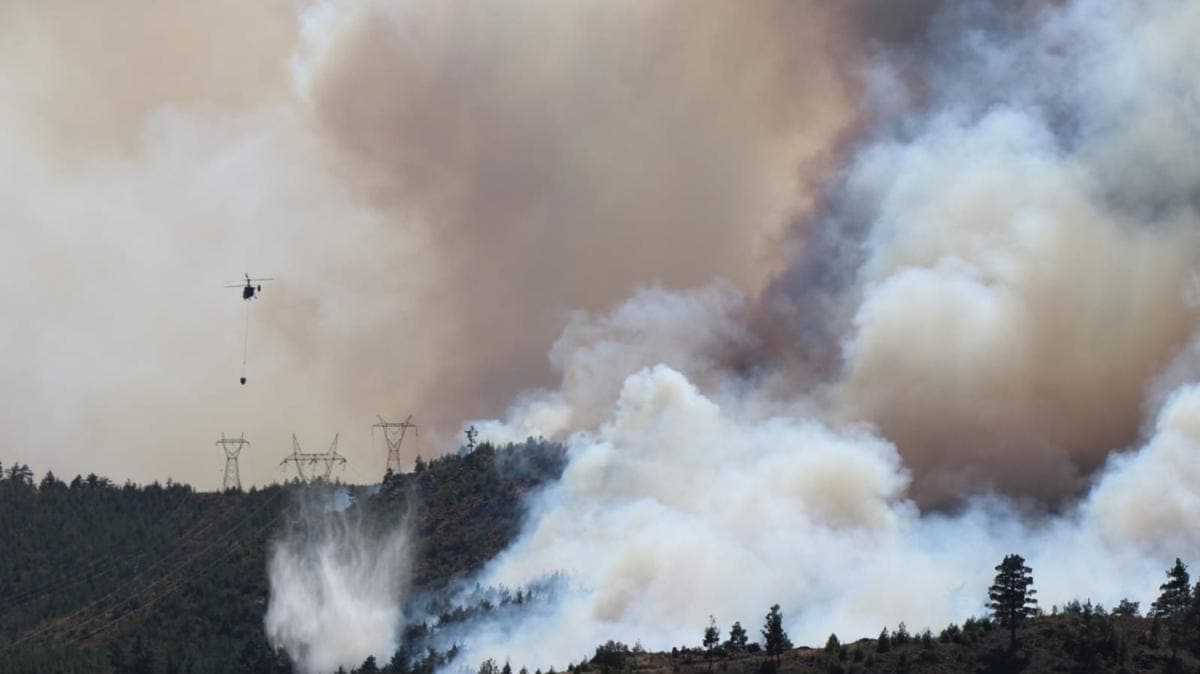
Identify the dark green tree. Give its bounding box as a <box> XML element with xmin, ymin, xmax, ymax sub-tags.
<box><xmin>7</xmin><ymin>462</ymin><xmax>32</xmax><ymax>485</ymax></box>
<box><xmin>1065</xmin><ymin>600</ymin><xmax>1119</xmax><ymax>671</ymax></box>
<box><xmin>39</xmin><ymin>470</ymin><xmax>63</xmax><ymax>491</ymax></box>
<box><xmin>387</xmin><ymin>647</ymin><xmax>412</xmax><ymax>674</ymax></box>
<box><xmin>703</xmin><ymin>615</ymin><xmax>720</xmax><ymax>668</ymax></box>
<box><xmin>591</xmin><ymin>641</ymin><xmax>630</xmax><ymax>672</ymax></box>
<box><xmin>1113</xmin><ymin>599</ymin><xmax>1140</xmax><ymax>617</ymax></box>
<box><xmin>1151</xmin><ymin>558</ymin><xmax>1191</xmax><ymax>660</ymax></box>
<box><xmin>761</xmin><ymin>604</ymin><xmax>792</xmax><ymax>664</ymax></box>
<box><xmin>727</xmin><ymin>621</ymin><xmax>748</xmax><ymax>651</ymax></box>
<box><xmin>1188</xmin><ymin>581</ymin><xmax>1200</xmax><ymax>658</ymax></box>
<box><xmin>988</xmin><ymin>553</ymin><xmax>1037</xmax><ymax>651</ymax></box>
<box><xmin>876</xmin><ymin>627</ymin><xmax>891</xmax><ymax>653</ymax></box>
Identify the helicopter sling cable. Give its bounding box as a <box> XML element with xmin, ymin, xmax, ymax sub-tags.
<box><xmin>241</xmin><ymin>299</ymin><xmax>251</xmax><ymax>385</ymax></box>
<box><xmin>225</xmin><ymin>273</ymin><xmax>272</xmax><ymax>385</ymax></box>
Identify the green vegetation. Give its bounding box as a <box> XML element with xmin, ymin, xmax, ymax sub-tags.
<box><xmin>10</xmin><ymin>454</ymin><xmax>1200</xmax><ymax>674</ymax></box>
<box><xmin>0</xmin><ymin>439</ymin><xmax>566</xmax><ymax>673</ymax></box>
<box><xmin>761</xmin><ymin>604</ymin><xmax>792</xmax><ymax>667</ymax></box>
<box><xmin>703</xmin><ymin>616</ymin><xmax>720</xmax><ymax>669</ymax></box>
<box><xmin>988</xmin><ymin>553</ymin><xmax>1037</xmax><ymax>651</ymax></box>
<box><xmin>725</xmin><ymin>622</ymin><xmax>748</xmax><ymax>652</ymax></box>
<box><xmin>1151</xmin><ymin>558</ymin><xmax>1191</xmax><ymax>661</ymax></box>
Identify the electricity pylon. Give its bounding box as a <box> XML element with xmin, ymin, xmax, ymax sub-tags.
<box><xmin>372</xmin><ymin>415</ymin><xmax>417</xmax><ymax>475</ymax></box>
<box><xmin>280</xmin><ymin>434</ymin><xmax>347</xmax><ymax>483</ymax></box>
<box><xmin>215</xmin><ymin>433</ymin><xmax>249</xmax><ymax>492</ymax></box>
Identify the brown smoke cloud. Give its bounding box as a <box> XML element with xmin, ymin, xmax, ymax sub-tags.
<box><xmin>763</xmin><ymin>0</ymin><xmax>1200</xmax><ymax>506</ymax></box>
<box><xmin>467</xmin><ymin>0</ymin><xmax>1200</xmax><ymax>513</ymax></box>
<box><xmin>0</xmin><ymin>1</ymin><xmax>936</xmax><ymax>486</ymax></box>
<box><xmin>290</xmin><ymin>0</ymin><xmax>875</xmax><ymax>431</ymax></box>
<box><xmin>6</xmin><ymin>0</ymin><xmax>1194</xmax><ymax>513</ymax></box>
<box><xmin>440</xmin><ymin>5</ymin><xmax>1200</xmax><ymax>664</ymax></box>
<box><xmin>0</xmin><ymin>0</ymin><xmax>295</xmax><ymax>157</ymax></box>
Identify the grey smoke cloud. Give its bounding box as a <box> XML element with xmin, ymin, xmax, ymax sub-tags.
<box><xmin>0</xmin><ymin>0</ymin><xmax>886</xmax><ymax>487</ymax></box>
<box><xmin>449</xmin><ymin>0</ymin><xmax>1200</xmax><ymax>666</ymax></box>
<box><xmin>767</xmin><ymin>0</ymin><xmax>1200</xmax><ymax>505</ymax></box>
<box><xmin>462</xmin><ymin>294</ymin><xmax>1199</xmax><ymax>668</ymax></box>
<box><xmin>837</xmin><ymin>108</ymin><xmax>1199</xmax><ymax>504</ymax></box>
<box><xmin>292</xmin><ymin>0</ymin><xmax>877</xmax><ymax>431</ymax></box>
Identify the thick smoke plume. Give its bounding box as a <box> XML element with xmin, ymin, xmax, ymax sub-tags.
<box><xmin>445</xmin><ymin>0</ymin><xmax>1200</xmax><ymax>667</ymax></box>
<box><xmin>453</xmin><ymin>362</ymin><xmax>1184</xmax><ymax>666</ymax></box>
<box><xmin>827</xmin><ymin>0</ymin><xmax>1200</xmax><ymax>504</ymax></box>
<box><xmin>0</xmin><ymin>0</ymin><xmax>898</xmax><ymax>487</ymax></box>
<box><xmin>265</xmin><ymin>490</ymin><xmax>411</xmax><ymax>674</ymax></box>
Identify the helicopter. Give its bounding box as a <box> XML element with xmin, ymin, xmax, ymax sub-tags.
<box><xmin>226</xmin><ymin>273</ymin><xmax>273</xmax><ymax>300</ymax></box>
<box><xmin>226</xmin><ymin>272</ymin><xmax>273</xmax><ymax>386</ymax></box>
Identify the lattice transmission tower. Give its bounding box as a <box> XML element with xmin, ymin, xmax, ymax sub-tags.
<box><xmin>280</xmin><ymin>433</ymin><xmax>347</xmax><ymax>483</ymax></box>
<box><xmin>215</xmin><ymin>433</ymin><xmax>249</xmax><ymax>492</ymax></box>
<box><xmin>372</xmin><ymin>415</ymin><xmax>417</xmax><ymax>475</ymax></box>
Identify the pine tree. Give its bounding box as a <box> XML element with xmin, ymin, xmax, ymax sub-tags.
<box><xmin>876</xmin><ymin>628</ymin><xmax>891</xmax><ymax>653</ymax></box>
<box><xmin>761</xmin><ymin>604</ymin><xmax>792</xmax><ymax>664</ymax></box>
<box><xmin>1151</xmin><ymin>558</ymin><xmax>1191</xmax><ymax>660</ymax></box>
<box><xmin>388</xmin><ymin>647</ymin><xmax>411</xmax><ymax>674</ymax></box>
<box><xmin>703</xmin><ymin>615</ymin><xmax>720</xmax><ymax>669</ymax></box>
<box><xmin>988</xmin><ymin>553</ymin><xmax>1037</xmax><ymax>651</ymax></box>
<box><xmin>727</xmin><ymin>621</ymin><xmax>748</xmax><ymax>651</ymax></box>
<box><xmin>1188</xmin><ymin>581</ymin><xmax>1200</xmax><ymax>658</ymax></box>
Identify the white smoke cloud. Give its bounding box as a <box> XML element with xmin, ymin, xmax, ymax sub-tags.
<box><xmin>836</xmin><ymin>21</ymin><xmax>1200</xmax><ymax>503</ymax></box>
<box><xmin>455</xmin><ymin>361</ymin><xmax>1200</xmax><ymax>669</ymax></box>
<box><xmin>1084</xmin><ymin>385</ymin><xmax>1200</xmax><ymax>558</ymax></box>
<box><xmin>446</xmin><ymin>1</ymin><xmax>1200</xmax><ymax>662</ymax></box>
<box><xmin>473</xmin><ymin>283</ymin><xmax>753</xmax><ymax>445</ymax></box>
<box><xmin>265</xmin><ymin>494</ymin><xmax>412</xmax><ymax>674</ymax></box>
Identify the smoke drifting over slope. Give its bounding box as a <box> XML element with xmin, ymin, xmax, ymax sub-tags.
<box><xmin>445</xmin><ymin>0</ymin><xmax>1200</xmax><ymax>667</ymax></box>
<box><xmin>456</xmin><ymin>364</ymin><xmax>1192</xmax><ymax>667</ymax></box>
<box><xmin>266</xmin><ymin>492</ymin><xmax>412</xmax><ymax>674</ymax></box>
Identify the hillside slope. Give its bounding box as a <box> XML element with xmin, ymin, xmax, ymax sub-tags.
<box><xmin>6</xmin><ymin>446</ymin><xmax>1196</xmax><ymax>674</ymax></box>
<box><xmin>0</xmin><ymin>440</ymin><xmax>565</xmax><ymax>673</ymax></box>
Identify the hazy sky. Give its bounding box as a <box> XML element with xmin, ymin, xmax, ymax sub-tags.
<box><xmin>0</xmin><ymin>0</ymin><xmax>897</xmax><ymax>489</ymax></box>
<box><xmin>5</xmin><ymin>0</ymin><xmax>1199</xmax><ymax>510</ymax></box>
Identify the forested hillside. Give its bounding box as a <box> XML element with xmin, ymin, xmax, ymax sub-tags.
<box><xmin>6</xmin><ymin>443</ymin><xmax>1200</xmax><ymax>674</ymax></box>
<box><xmin>0</xmin><ymin>439</ymin><xmax>566</xmax><ymax>673</ymax></box>
<box><xmin>516</xmin><ymin>606</ymin><xmax>1199</xmax><ymax>674</ymax></box>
